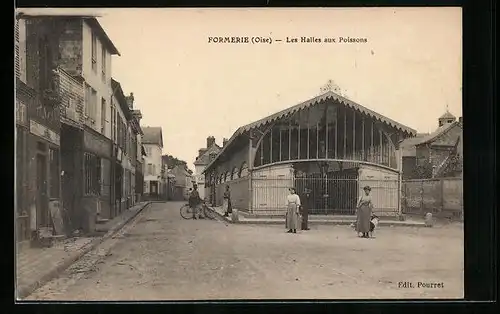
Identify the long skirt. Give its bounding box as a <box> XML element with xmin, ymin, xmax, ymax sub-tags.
<box><xmin>223</xmin><ymin>199</ymin><xmax>229</xmax><ymax>213</ymax></box>
<box><xmin>356</xmin><ymin>204</ymin><xmax>371</xmax><ymax>233</ymax></box>
<box><xmin>225</xmin><ymin>198</ymin><xmax>232</xmax><ymax>213</ymax></box>
<box><xmin>286</xmin><ymin>203</ymin><xmax>300</xmax><ymax>230</ymax></box>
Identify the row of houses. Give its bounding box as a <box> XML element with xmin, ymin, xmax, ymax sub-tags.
<box><xmin>14</xmin><ymin>12</ymin><xmax>167</xmax><ymax>244</ymax></box>
<box><xmin>193</xmin><ymin>84</ymin><xmax>463</xmax><ymax>217</ymax></box>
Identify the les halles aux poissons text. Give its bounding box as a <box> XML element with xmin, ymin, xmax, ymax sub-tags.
<box><xmin>208</xmin><ymin>36</ymin><xmax>368</xmax><ymax>44</ymax></box>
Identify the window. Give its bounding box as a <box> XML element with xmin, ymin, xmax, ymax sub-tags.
<box><xmin>101</xmin><ymin>98</ymin><xmax>106</xmax><ymax>134</ymax></box>
<box><xmin>147</xmin><ymin>163</ymin><xmax>153</xmax><ymax>175</ymax></box>
<box><xmin>101</xmin><ymin>46</ymin><xmax>106</xmax><ymax>81</ymax></box>
<box><xmin>84</xmin><ymin>153</ymin><xmax>102</xmax><ymax>195</ymax></box>
<box><xmin>91</xmin><ymin>32</ymin><xmax>97</xmax><ymax>72</ymax></box>
<box><xmin>49</xmin><ymin>148</ymin><xmax>60</xmax><ymax>198</ymax></box>
<box><xmin>152</xmin><ymin>164</ymin><xmax>156</xmax><ymax>176</ymax></box>
<box><xmin>85</xmin><ymin>84</ymin><xmax>97</xmax><ymax>123</ymax></box>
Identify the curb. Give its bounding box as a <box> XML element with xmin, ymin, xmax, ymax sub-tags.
<box><xmin>208</xmin><ymin>211</ymin><xmax>425</xmax><ymax>228</ymax></box>
<box><xmin>17</xmin><ymin>201</ymin><xmax>152</xmax><ymax>300</ymax></box>
<box><xmin>231</xmin><ymin>219</ymin><xmax>426</xmax><ymax>227</ymax></box>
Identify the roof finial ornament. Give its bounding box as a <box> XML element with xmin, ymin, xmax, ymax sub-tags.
<box><xmin>320</xmin><ymin>79</ymin><xmax>342</xmax><ymax>95</ymax></box>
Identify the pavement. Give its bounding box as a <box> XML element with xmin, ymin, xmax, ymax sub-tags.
<box><xmin>16</xmin><ymin>201</ymin><xmax>152</xmax><ymax>300</ymax></box>
<box><xmin>211</xmin><ymin>206</ymin><xmax>429</xmax><ymax>227</ymax></box>
<box><xmin>24</xmin><ymin>201</ymin><xmax>464</xmax><ymax>300</ymax></box>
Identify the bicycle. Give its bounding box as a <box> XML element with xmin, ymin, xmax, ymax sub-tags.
<box><xmin>180</xmin><ymin>201</ymin><xmax>217</xmax><ymax>220</ymax></box>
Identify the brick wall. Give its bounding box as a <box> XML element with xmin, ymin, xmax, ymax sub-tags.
<box><xmin>58</xmin><ymin>19</ymin><xmax>83</xmax><ymax>76</ymax></box>
<box><xmin>57</xmin><ymin>68</ymin><xmax>84</xmax><ymax>126</ymax></box>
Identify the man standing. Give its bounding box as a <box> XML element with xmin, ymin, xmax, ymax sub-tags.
<box><xmin>189</xmin><ymin>184</ymin><xmax>202</xmax><ymax>219</ymax></box>
<box><xmin>301</xmin><ymin>187</ymin><xmax>313</xmax><ymax>230</ymax></box>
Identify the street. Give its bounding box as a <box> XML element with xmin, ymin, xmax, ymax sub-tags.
<box><xmin>26</xmin><ymin>202</ymin><xmax>464</xmax><ymax>300</ymax></box>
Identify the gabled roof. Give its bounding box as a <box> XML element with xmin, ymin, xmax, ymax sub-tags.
<box><xmin>142</xmin><ymin>127</ymin><xmax>163</xmax><ymax>147</ymax></box>
<box><xmin>416</xmin><ymin>121</ymin><xmax>461</xmax><ymax>146</ymax></box>
<box><xmin>111</xmin><ymin>79</ymin><xmax>132</xmax><ymax>120</ymax></box>
<box><xmin>400</xmin><ymin>133</ymin><xmax>429</xmax><ymax>157</ymax></box>
<box><xmin>203</xmin><ymin>90</ymin><xmax>417</xmax><ymax>173</ymax></box>
<box><xmin>439</xmin><ymin>110</ymin><xmax>456</xmax><ymax>120</ymax></box>
<box><xmin>194</xmin><ymin>144</ymin><xmax>222</xmax><ymax>166</ymax></box>
<box><xmin>239</xmin><ymin>91</ymin><xmax>416</xmax><ymax>135</ymax></box>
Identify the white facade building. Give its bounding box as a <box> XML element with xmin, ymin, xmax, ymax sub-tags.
<box><xmin>142</xmin><ymin>127</ymin><xmax>164</xmax><ymax>198</ymax></box>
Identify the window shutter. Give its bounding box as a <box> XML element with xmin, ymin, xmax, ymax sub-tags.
<box><xmin>15</xmin><ymin>21</ymin><xmax>20</xmax><ymax>79</ymax></box>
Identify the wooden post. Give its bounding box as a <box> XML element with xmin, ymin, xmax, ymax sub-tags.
<box><xmin>316</xmin><ymin>123</ymin><xmax>319</xmax><ymax>158</ymax></box>
<box><xmin>379</xmin><ymin>129</ymin><xmax>383</xmax><ymax>164</ymax></box>
<box><xmin>279</xmin><ymin>127</ymin><xmax>282</xmax><ymax>161</ymax></box>
<box><xmin>335</xmin><ymin>107</ymin><xmax>338</xmax><ymax>159</ymax></box>
<box><xmin>248</xmin><ymin>135</ymin><xmax>253</xmax><ymax>213</ymax></box>
<box><xmin>270</xmin><ymin>130</ymin><xmax>273</xmax><ymax>163</ymax></box>
<box><xmin>362</xmin><ymin>116</ymin><xmax>365</xmax><ymax>161</ymax></box>
<box><xmin>352</xmin><ymin>110</ymin><xmax>356</xmax><ymax>159</ymax></box>
<box><xmin>288</xmin><ymin>120</ymin><xmax>291</xmax><ymax>160</ymax></box>
<box><xmin>307</xmin><ymin>124</ymin><xmax>310</xmax><ymax>159</ymax></box>
<box><xmin>343</xmin><ymin>108</ymin><xmax>347</xmax><ymax>159</ymax></box>
<box><xmin>325</xmin><ymin>118</ymin><xmax>329</xmax><ymax>159</ymax></box>
<box><xmin>260</xmin><ymin>139</ymin><xmax>264</xmax><ymax>165</ymax></box>
<box><xmin>371</xmin><ymin>120</ymin><xmax>374</xmax><ymax>162</ymax></box>
<box><xmin>298</xmin><ymin>123</ymin><xmax>301</xmax><ymax>159</ymax></box>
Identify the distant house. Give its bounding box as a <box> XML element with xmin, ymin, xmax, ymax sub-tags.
<box><xmin>400</xmin><ymin>111</ymin><xmax>463</xmax><ymax>179</ymax></box>
<box><xmin>142</xmin><ymin>127</ymin><xmax>164</xmax><ymax>199</ymax></box>
<box><xmin>193</xmin><ymin>136</ymin><xmax>222</xmax><ymax>201</ymax></box>
<box><xmin>169</xmin><ymin>164</ymin><xmax>194</xmax><ymax>201</ymax></box>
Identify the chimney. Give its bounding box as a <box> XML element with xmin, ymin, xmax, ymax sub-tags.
<box><xmin>206</xmin><ymin>136</ymin><xmax>215</xmax><ymax>148</ymax></box>
<box><xmin>223</xmin><ymin>138</ymin><xmax>228</xmax><ymax>147</ymax></box>
<box><xmin>198</xmin><ymin>148</ymin><xmax>207</xmax><ymax>157</ymax></box>
<box><xmin>126</xmin><ymin>92</ymin><xmax>135</xmax><ymax>109</ymax></box>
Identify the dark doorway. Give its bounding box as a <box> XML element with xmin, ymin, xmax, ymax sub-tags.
<box><xmin>150</xmin><ymin>181</ymin><xmax>158</xmax><ymax>196</ymax></box>
<box><xmin>36</xmin><ymin>153</ymin><xmax>49</xmax><ymax>227</ymax></box>
<box><xmin>114</xmin><ymin>163</ymin><xmax>123</xmax><ymax>217</ymax></box>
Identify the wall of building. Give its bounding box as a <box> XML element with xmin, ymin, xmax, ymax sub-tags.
<box><xmin>358</xmin><ymin>164</ymin><xmax>399</xmax><ymax>216</ymax></box>
<box><xmin>81</xmin><ymin>20</ymin><xmax>112</xmax><ymax>138</ymax></box>
<box><xmin>143</xmin><ymin>144</ymin><xmax>162</xmax><ymax>194</ymax></box>
<box><xmin>252</xmin><ymin>164</ymin><xmax>294</xmax><ymax>213</ymax></box>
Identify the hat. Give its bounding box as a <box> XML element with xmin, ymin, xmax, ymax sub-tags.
<box><xmin>304</xmin><ymin>187</ymin><xmax>312</xmax><ymax>193</ymax></box>
<box><xmin>363</xmin><ymin>185</ymin><xmax>371</xmax><ymax>191</ymax></box>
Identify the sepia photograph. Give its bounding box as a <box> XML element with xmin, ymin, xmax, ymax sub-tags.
<box><xmin>14</xmin><ymin>7</ymin><xmax>463</xmax><ymax>301</ymax></box>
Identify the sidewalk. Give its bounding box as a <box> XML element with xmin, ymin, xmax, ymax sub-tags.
<box><xmin>16</xmin><ymin>201</ymin><xmax>152</xmax><ymax>299</ymax></box>
<box><xmin>210</xmin><ymin>206</ymin><xmax>427</xmax><ymax>227</ymax></box>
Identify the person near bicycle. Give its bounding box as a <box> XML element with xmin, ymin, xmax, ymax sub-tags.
<box><xmin>189</xmin><ymin>184</ymin><xmax>203</xmax><ymax>219</ymax></box>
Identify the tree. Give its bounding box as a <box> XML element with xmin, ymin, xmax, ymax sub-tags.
<box><xmin>163</xmin><ymin>154</ymin><xmax>187</xmax><ymax>169</ymax></box>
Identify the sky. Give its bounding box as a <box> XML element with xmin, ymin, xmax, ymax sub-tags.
<box><xmin>19</xmin><ymin>8</ymin><xmax>462</xmax><ymax>171</ymax></box>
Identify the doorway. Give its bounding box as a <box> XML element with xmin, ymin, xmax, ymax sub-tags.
<box><xmin>36</xmin><ymin>153</ymin><xmax>49</xmax><ymax>228</ymax></box>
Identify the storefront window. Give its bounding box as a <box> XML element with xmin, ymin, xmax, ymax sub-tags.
<box><xmin>84</xmin><ymin>153</ymin><xmax>102</xmax><ymax>195</ymax></box>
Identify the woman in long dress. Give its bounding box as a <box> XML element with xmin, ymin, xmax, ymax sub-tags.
<box><xmin>286</xmin><ymin>188</ymin><xmax>301</xmax><ymax>234</ymax></box>
<box><xmin>223</xmin><ymin>185</ymin><xmax>232</xmax><ymax>217</ymax></box>
<box><xmin>356</xmin><ymin>185</ymin><xmax>373</xmax><ymax>238</ymax></box>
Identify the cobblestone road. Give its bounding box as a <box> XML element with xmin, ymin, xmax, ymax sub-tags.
<box><xmin>26</xmin><ymin>202</ymin><xmax>464</xmax><ymax>300</ymax></box>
